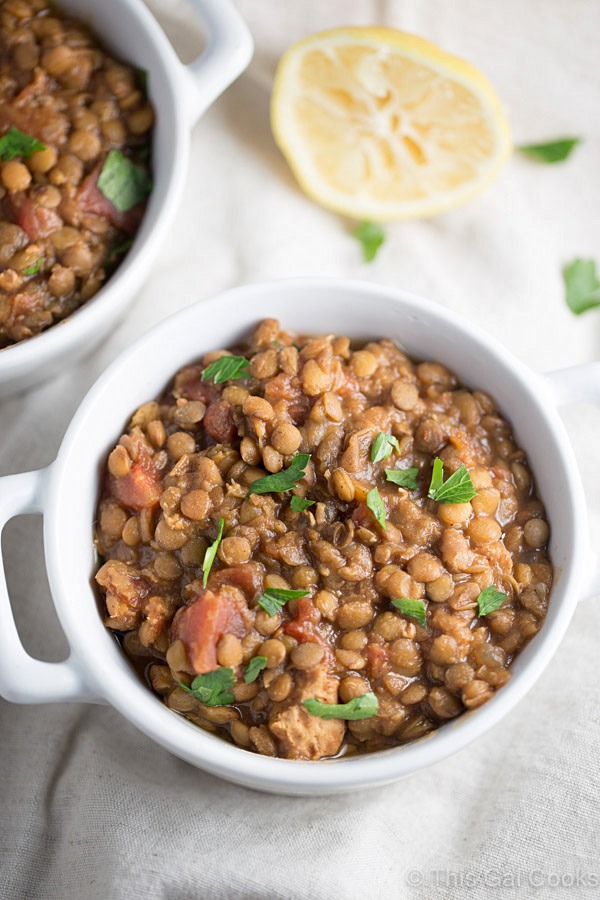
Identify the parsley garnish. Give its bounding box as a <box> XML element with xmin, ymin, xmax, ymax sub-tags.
<box><xmin>201</xmin><ymin>355</ymin><xmax>250</xmax><ymax>384</ymax></box>
<box><xmin>290</xmin><ymin>495</ymin><xmax>315</xmax><ymax>512</ymax></box>
<box><xmin>563</xmin><ymin>258</ymin><xmax>600</xmax><ymax>315</ymax></box>
<box><xmin>247</xmin><ymin>453</ymin><xmax>310</xmax><ymax>496</ymax></box>
<box><xmin>385</xmin><ymin>467</ymin><xmax>419</xmax><ymax>490</ymax></box>
<box><xmin>428</xmin><ymin>458</ymin><xmax>477</xmax><ymax>504</ymax></box>
<box><xmin>22</xmin><ymin>257</ymin><xmax>42</xmax><ymax>276</ymax></box>
<box><xmin>244</xmin><ymin>656</ymin><xmax>268</xmax><ymax>684</ymax></box>
<box><xmin>97</xmin><ymin>149</ymin><xmax>152</xmax><ymax>213</ymax></box>
<box><xmin>391</xmin><ymin>597</ymin><xmax>427</xmax><ymax>627</ymax></box>
<box><xmin>371</xmin><ymin>432</ymin><xmax>400</xmax><ymax>464</ymax></box>
<box><xmin>303</xmin><ymin>692</ymin><xmax>379</xmax><ymax>720</ymax></box>
<box><xmin>477</xmin><ymin>585</ymin><xmax>507</xmax><ymax>616</ymax></box>
<box><xmin>256</xmin><ymin>587</ymin><xmax>309</xmax><ymax>617</ymax></box>
<box><xmin>202</xmin><ymin>517</ymin><xmax>224</xmax><ymax>587</ymax></box>
<box><xmin>0</xmin><ymin>126</ymin><xmax>45</xmax><ymax>161</ymax></box>
<box><xmin>179</xmin><ymin>668</ymin><xmax>235</xmax><ymax>706</ymax></box>
<box><xmin>106</xmin><ymin>239</ymin><xmax>133</xmax><ymax>265</ymax></box>
<box><xmin>354</xmin><ymin>221</ymin><xmax>385</xmax><ymax>262</ymax></box>
<box><xmin>517</xmin><ymin>137</ymin><xmax>580</xmax><ymax>164</ymax></box>
<box><xmin>366</xmin><ymin>486</ymin><xmax>387</xmax><ymax>530</ymax></box>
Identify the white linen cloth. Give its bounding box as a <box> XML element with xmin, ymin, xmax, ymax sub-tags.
<box><xmin>1</xmin><ymin>1</ymin><xmax>599</xmax><ymax>897</ymax></box>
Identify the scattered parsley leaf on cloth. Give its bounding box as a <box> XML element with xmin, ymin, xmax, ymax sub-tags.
<box><xmin>354</xmin><ymin>221</ymin><xmax>385</xmax><ymax>262</ymax></box>
<box><xmin>563</xmin><ymin>259</ymin><xmax>600</xmax><ymax>315</ymax></box>
<box><xmin>517</xmin><ymin>137</ymin><xmax>580</xmax><ymax>163</ymax></box>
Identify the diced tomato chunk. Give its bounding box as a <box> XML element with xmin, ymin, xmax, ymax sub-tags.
<box><xmin>10</xmin><ymin>192</ymin><xmax>62</xmax><ymax>239</ymax></box>
<box><xmin>108</xmin><ymin>436</ymin><xmax>162</xmax><ymax>510</ymax></box>
<box><xmin>76</xmin><ymin>166</ymin><xmax>143</xmax><ymax>234</ymax></box>
<box><xmin>366</xmin><ymin>643</ymin><xmax>390</xmax><ymax>681</ymax></box>
<box><xmin>171</xmin><ymin>589</ymin><xmax>246</xmax><ymax>675</ymax></box>
<box><xmin>208</xmin><ymin>563</ymin><xmax>264</xmax><ymax>600</ymax></box>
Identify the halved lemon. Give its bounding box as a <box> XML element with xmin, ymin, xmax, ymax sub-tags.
<box><xmin>271</xmin><ymin>27</ymin><xmax>511</xmax><ymax>220</ymax></box>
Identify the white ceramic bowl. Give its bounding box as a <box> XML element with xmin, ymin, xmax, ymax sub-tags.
<box><xmin>0</xmin><ymin>0</ymin><xmax>253</xmax><ymax>397</ymax></box>
<box><xmin>0</xmin><ymin>279</ymin><xmax>596</xmax><ymax>795</ymax></box>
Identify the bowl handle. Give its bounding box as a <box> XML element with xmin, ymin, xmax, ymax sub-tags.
<box><xmin>544</xmin><ymin>362</ymin><xmax>600</xmax><ymax>601</ymax></box>
<box><xmin>0</xmin><ymin>468</ymin><xmax>98</xmax><ymax>704</ymax></box>
<box><xmin>179</xmin><ymin>0</ymin><xmax>253</xmax><ymax>126</ymax></box>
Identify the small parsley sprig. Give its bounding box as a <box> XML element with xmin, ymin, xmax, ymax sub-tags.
<box><xmin>244</xmin><ymin>656</ymin><xmax>268</xmax><ymax>684</ymax></box>
<box><xmin>247</xmin><ymin>453</ymin><xmax>310</xmax><ymax>497</ymax></box>
<box><xmin>290</xmin><ymin>495</ymin><xmax>315</xmax><ymax>512</ymax></box>
<box><xmin>366</xmin><ymin>486</ymin><xmax>387</xmax><ymax>530</ymax></box>
<box><xmin>371</xmin><ymin>432</ymin><xmax>400</xmax><ymax>464</ymax></box>
<box><xmin>391</xmin><ymin>597</ymin><xmax>427</xmax><ymax>627</ymax></box>
<box><xmin>0</xmin><ymin>126</ymin><xmax>45</xmax><ymax>161</ymax></box>
<box><xmin>303</xmin><ymin>692</ymin><xmax>379</xmax><ymax>720</ymax></box>
<box><xmin>201</xmin><ymin>355</ymin><xmax>250</xmax><ymax>384</ymax></box>
<box><xmin>385</xmin><ymin>467</ymin><xmax>419</xmax><ymax>490</ymax></box>
<box><xmin>257</xmin><ymin>587</ymin><xmax>309</xmax><ymax>617</ymax></box>
<box><xmin>477</xmin><ymin>585</ymin><xmax>507</xmax><ymax>616</ymax></box>
<box><xmin>201</xmin><ymin>517</ymin><xmax>224</xmax><ymax>587</ymax></box>
<box><xmin>428</xmin><ymin>458</ymin><xmax>477</xmax><ymax>505</ymax></box>
<box><xmin>97</xmin><ymin>149</ymin><xmax>152</xmax><ymax>213</ymax></box>
<box><xmin>179</xmin><ymin>668</ymin><xmax>235</xmax><ymax>706</ymax></box>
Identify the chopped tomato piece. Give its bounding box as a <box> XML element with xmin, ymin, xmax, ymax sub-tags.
<box><xmin>208</xmin><ymin>563</ymin><xmax>264</xmax><ymax>601</ymax></box>
<box><xmin>171</xmin><ymin>588</ymin><xmax>246</xmax><ymax>675</ymax></box>
<box><xmin>10</xmin><ymin>192</ymin><xmax>62</xmax><ymax>239</ymax></box>
<box><xmin>366</xmin><ymin>643</ymin><xmax>390</xmax><ymax>681</ymax></box>
<box><xmin>76</xmin><ymin>165</ymin><xmax>143</xmax><ymax>234</ymax></box>
<box><xmin>108</xmin><ymin>437</ymin><xmax>162</xmax><ymax>510</ymax></box>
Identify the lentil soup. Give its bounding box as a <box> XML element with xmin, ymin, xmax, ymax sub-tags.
<box><xmin>95</xmin><ymin>319</ymin><xmax>552</xmax><ymax>761</ymax></box>
<box><xmin>0</xmin><ymin>0</ymin><xmax>153</xmax><ymax>348</ymax></box>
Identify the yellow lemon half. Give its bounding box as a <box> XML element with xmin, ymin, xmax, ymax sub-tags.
<box><xmin>271</xmin><ymin>27</ymin><xmax>511</xmax><ymax>220</ymax></box>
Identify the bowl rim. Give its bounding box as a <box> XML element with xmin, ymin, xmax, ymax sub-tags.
<box><xmin>0</xmin><ymin>0</ymin><xmax>189</xmax><ymax>378</ymax></box>
<box><xmin>44</xmin><ymin>277</ymin><xmax>585</xmax><ymax>792</ymax></box>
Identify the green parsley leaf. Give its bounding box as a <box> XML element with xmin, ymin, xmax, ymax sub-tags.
<box><xmin>428</xmin><ymin>458</ymin><xmax>477</xmax><ymax>504</ymax></box>
<box><xmin>106</xmin><ymin>238</ymin><xmax>133</xmax><ymax>265</ymax></box>
<box><xmin>477</xmin><ymin>585</ymin><xmax>507</xmax><ymax>616</ymax></box>
<box><xmin>0</xmin><ymin>126</ymin><xmax>45</xmax><ymax>162</ymax></box>
<box><xmin>290</xmin><ymin>495</ymin><xmax>315</xmax><ymax>512</ymax></box>
<box><xmin>354</xmin><ymin>221</ymin><xmax>385</xmax><ymax>262</ymax></box>
<box><xmin>303</xmin><ymin>692</ymin><xmax>379</xmax><ymax>720</ymax></box>
<box><xmin>179</xmin><ymin>667</ymin><xmax>235</xmax><ymax>706</ymax></box>
<box><xmin>22</xmin><ymin>257</ymin><xmax>42</xmax><ymax>276</ymax></box>
<box><xmin>244</xmin><ymin>656</ymin><xmax>268</xmax><ymax>684</ymax></box>
<box><xmin>202</xmin><ymin>517</ymin><xmax>224</xmax><ymax>587</ymax></box>
<box><xmin>97</xmin><ymin>149</ymin><xmax>152</xmax><ymax>213</ymax></box>
<box><xmin>135</xmin><ymin>66</ymin><xmax>148</xmax><ymax>94</ymax></box>
<box><xmin>201</xmin><ymin>355</ymin><xmax>250</xmax><ymax>384</ymax></box>
<box><xmin>371</xmin><ymin>432</ymin><xmax>400</xmax><ymax>464</ymax></box>
<box><xmin>385</xmin><ymin>467</ymin><xmax>419</xmax><ymax>490</ymax></box>
<box><xmin>391</xmin><ymin>597</ymin><xmax>427</xmax><ymax>627</ymax></box>
<box><xmin>366</xmin><ymin>486</ymin><xmax>387</xmax><ymax>530</ymax></box>
<box><xmin>563</xmin><ymin>258</ymin><xmax>600</xmax><ymax>315</ymax></box>
<box><xmin>256</xmin><ymin>587</ymin><xmax>309</xmax><ymax>617</ymax></box>
<box><xmin>247</xmin><ymin>453</ymin><xmax>310</xmax><ymax>496</ymax></box>
<box><xmin>517</xmin><ymin>137</ymin><xmax>580</xmax><ymax>164</ymax></box>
